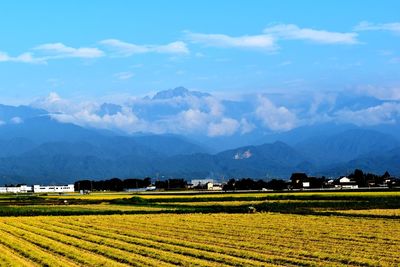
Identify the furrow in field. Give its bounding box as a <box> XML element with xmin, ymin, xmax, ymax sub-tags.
<box><xmin>53</xmin><ymin>217</ymin><xmax>331</xmax><ymax>267</ymax></box>
<box><xmin>122</xmin><ymin>214</ymin><xmax>400</xmax><ymax>257</ymax></box>
<box><xmin>1</xmin><ymin>221</ymin><xmax>131</xmax><ymax>267</ymax></box>
<box><xmin>14</xmin><ymin>219</ymin><xmax>219</xmax><ymax>267</ymax></box>
<box><xmin>102</xmin><ymin>214</ymin><xmax>398</xmax><ymax>266</ymax></box>
<box><xmin>0</xmin><ymin>243</ymin><xmax>39</xmax><ymax>267</ymax></box>
<box><xmin>0</xmin><ymin>223</ymin><xmax>79</xmax><ymax>267</ymax></box>
<box><xmin>28</xmin><ymin>219</ymin><xmax>270</xmax><ymax>267</ymax></box>
<box><xmin>71</xmin><ymin>215</ymin><xmax>386</xmax><ymax>266</ymax></box>
<box><xmin>53</xmin><ymin>216</ymin><xmax>381</xmax><ymax>267</ymax></box>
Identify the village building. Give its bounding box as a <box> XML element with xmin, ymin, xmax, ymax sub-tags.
<box><xmin>33</xmin><ymin>184</ymin><xmax>75</xmax><ymax>193</ymax></box>
<box><xmin>334</xmin><ymin>177</ymin><xmax>359</xmax><ymax>189</ymax></box>
<box><xmin>290</xmin><ymin>173</ymin><xmax>309</xmax><ymax>189</ymax></box>
<box><xmin>190</xmin><ymin>179</ymin><xmax>214</xmax><ymax>188</ymax></box>
<box><xmin>0</xmin><ymin>185</ymin><xmax>32</xmax><ymax>193</ymax></box>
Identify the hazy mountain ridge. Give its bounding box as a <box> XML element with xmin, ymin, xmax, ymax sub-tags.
<box><xmin>295</xmin><ymin>129</ymin><xmax>399</xmax><ymax>165</ymax></box>
<box><xmin>0</xmin><ymin>130</ymin><xmax>398</xmax><ymax>184</ymax></box>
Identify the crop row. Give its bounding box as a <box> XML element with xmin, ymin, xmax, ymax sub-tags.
<box><xmin>0</xmin><ymin>213</ymin><xmax>398</xmax><ymax>266</ymax></box>
<box><xmin>76</xmin><ymin>214</ymin><xmax>397</xmax><ymax>266</ymax></box>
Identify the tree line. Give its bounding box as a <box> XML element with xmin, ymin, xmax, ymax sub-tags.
<box><xmin>74</xmin><ymin>169</ymin><xmax>398</xmax><ymax>192</ymax></box>
<box><xmin>75</xmin><ymin>177</ymin><xmax>151</xmax><ymax>191</ymax></box>
<box><xmin>74</xmin><ymin>177</ymin><xmax>187</xmax><ymax>191</ymax></box>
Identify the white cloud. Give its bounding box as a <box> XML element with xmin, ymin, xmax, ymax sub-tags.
<box><xmin>33</xmin><ymin>92</ymin><xmax>148</xmax><ymax>133</ymax></box>
<box><xmin>205</xmin><ymin>97</ymin><xmax>224</xmax><ymax>116</ymax></box>
<box><xmin>335</xmin><ymin>103</ymin><xmax>400</xmax><ymax>126</ymax></box>
<box><xmin>155</xmin><ymin>41</ymin><xmax>189</xmax><ymax>54</ymax></box>
<box><xmin>34</xmin><ymin>43</ymin><xmax>104</xmax><ymax>59</ymax></box>
<box><xmin>309</xmin><ymin>92</ymin><xmax>337</xmax><ymax>114</ymax></box>
<box><xmin>0</xmin><ymin>51</ymin><xmax>45</xmax><ymax>64</ymax></box>
<box><xmin>177</xmin><ymin>109</ymin><xmax>209</xmax><ymax>130</ymax></box>
<box><xmin>0</xmin><ymin>43</ymin><xmax>103</xmax><ymax>64</ymax></box>
<box><xmin>100</xmin><ymin>39</ymin><xmax>189</xmax><ymax>56</ymax></box>
<box><xmin>186</xmin><ymin>32</ymin><xmax>277</xmax><ymax>51</ymax></box>
<box><xmin>53</xmin><ymin>106</ymin><xmax>143</xmax><ymax>133</ymax></box>
<box><xmin>0</xmin><ymin>52</ymin><xmax>8</xmax><ymax>61</ymax></box>
<box><xmin>355</xmin><ymin>21</ymin><xmax>400</xmax><ymax>34</ymax></box>
<box><xmin>185</xmin><ymin>24</ymin><xmax>357</xmax><ymax>52</ymax></box>
<box><xmin>390</xmin><ymin>57</ymin><xmax>400</xmax><ymax>64</ymax></box>
<box><xmin>240</xmin><ymin>118</ymin><xmax>256</xmax><ymax>134</ymax></box>
<box><xmin>255</xmin><ymin>96</ymin><xmax>297</xmax><ymax>131</ymax></box>
<box><xmin>10</xmin><ymin>117</ymin><xmax>23</xmax><ymax>124</ymax></box>
<box><xmin>356</xmin><ymin>85</ymin><xmax>400</xmax><ymax>101</ymax></box>
<box><xmin>264</xmin><ymin>24</ymin><xmax>359</xmax><ymax>44</ymax></box>
<box><xmin>208</xmin><ymin>118</ymin><xmax>240</xmax><ymax>137</ymax></box>
<box><xmin>279</xmin><ymin>60</ymin><xmax>292</xmax><ymax>66</ymax></box>
<box><xmin>31</xmin><ymin>92</ymin><xmax>73</xmax><ymax>113</ymax></box>
<box><xmin>100</xmin><ymin>39</ymin><xmax>148</xmax><ymax>55</ymax></box>
<box><xmin>114</xmin><ymin>71</ymin><xmax>134</xmax><ymax>80</ymax></box>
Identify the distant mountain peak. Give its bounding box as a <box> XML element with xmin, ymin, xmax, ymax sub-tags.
<box><xmin>152</xmin><ymin>87</ymin><xmax>211</xmax><ymax>100</ymax></box>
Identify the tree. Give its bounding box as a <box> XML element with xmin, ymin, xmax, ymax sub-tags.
<box><xmin>155</xmin><ymin>179</ymin><xmax>187</xmax><ymax>190</ymax></box>
<box><xmin>223</xmin><ymin>179</ymin><xmax>236</xmax><ymax>191</ymax></box>
<box><xmin>266</xmin><ymin>179</ymin><xmax>287</xmax><ymax>190</ymax></box>
<box><xmin>382</xmin><ymin>171</ymin><xmax>390</xmax><ymax>179</ymax></box>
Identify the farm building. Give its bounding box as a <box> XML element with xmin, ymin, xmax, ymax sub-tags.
<box><xmin>205</xmin><ymin>182</ymin><xmax>223</xmax><ymax>191</ymax></box>
<box><xmin>189</xmin><ymin>179</ymin><xmax>223</xmax><ymax>190</ymax></box>
<box><xmin>190</xmin><ymin>179</ymin><xmax>214</xmax><ymax>187</ymax></box>
<box><xmin>334</xmin><ymin>177</ymin><xmax>358</xmax><ymax>189</ymax></box>
<box><xmin>290</xmin><ymin>173</ymin><xmax>309</xmax><ymax>189</ymax></box>
<box><xmin>33</xmin><ymin>184</ymin><xmax>75</xmax><ymax>193</ymax></box>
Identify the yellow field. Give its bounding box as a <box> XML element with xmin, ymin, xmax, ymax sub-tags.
<box><xmin>139</xmin><ymin>191</ymin><xmax>400</xmax><ymax>199</ymax></box>
<box><xmin>0</xmin><ymin>191</ymin><xmax>398</xmax><ymax>265</ymax></box>
<box><xmin>162</xmin><ymin>200</ymin><xmax>268</xmax><ymax>206</ymax></box>
<box><xmin>38</xmin><ymin>191</ymin><xmax>400</xmax><ymax>202</ymax></box>
<box><xmin>9</xmin><ymin>204</ymin><xmax>171</xmax><ymax>212</ymax></box>
<box><xmin>160</xmin><ymin>199</ymin><xmax>348</xmax><ymax>207</ymax></box>
<box><xmin>0</xmin><ymin>213</ymin><xmax>398</xmax><ymax>266</ymax></box>
<box><xmin>333</xmin><ymin>208</ymin><xmax>400</xmax><ymax>217</ymax></box>
<box><xmin>43</xmin><ymin>192</ymin><xmax>136</xmax><ymax>200</ymax></box>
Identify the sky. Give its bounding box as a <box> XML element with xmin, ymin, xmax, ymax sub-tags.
<box><xmin>0</xmin><ymin>1</ymin><xmax>400</xmax><ymax>138</ymax></box>
<box><xmin>0</xmin><ymin>0</ymin><xmax>399</xmax><ymax>103</ymax></box>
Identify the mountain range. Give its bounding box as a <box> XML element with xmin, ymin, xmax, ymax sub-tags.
<box><xmin>0</xmin><ymin>87</ymin><xmax>399</xmax><ymax>184</ymax></box>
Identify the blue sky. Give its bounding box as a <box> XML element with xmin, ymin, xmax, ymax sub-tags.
<box><xmin>0</xmin><ymin>1</ymin><xmax>399</xmax><ymax>137</ymax></box>
<box><xmin>0</xmin><ymin>0</ymin><xmax>399</xmax><ymax>103</ymax></box>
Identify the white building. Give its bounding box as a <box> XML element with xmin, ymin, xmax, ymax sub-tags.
<box><xmin>0</xmin><ymin>185</ymin><xmax>32</xmax><ymax>193</ymax></box>
<box><xmin>33</xmin><ymin>184</ymin><xmax>75</xmax><ymax>193</ymax></box>
<box><xmin>124</xmin><ymin>186</ymin><xmax>156</xmax><ymax>192</ymax></box>
<box><xmin>205</xmin><ymin>182</ymin><xmax>223</xmax><ymax>191</ymax></box>
<box><xmin>339</xmin><ymin>177</ymin><xmax>351</xmax><ymax>183</ymax></box>
<box><xmin>191</xmin><ymin>179</ymin><xmax>214</xmax><ymax>187</ymax></box>
<box><xmin>334</xmin><ymin>177</ymin><xmax>359</xmax><ymax>189</ymax></box>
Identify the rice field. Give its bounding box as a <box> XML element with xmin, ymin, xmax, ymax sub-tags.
<box><xmin>0</xmin><ymin>191</ymin><xmax>398</xmax><ymax>265</ymax></box>
<box><xmin>43</xmin><ymin>192</ymin><xmax>136</xmax><ymax>200</ymax></box>
<box><xmin>331</xmin><ymin>208</ymin><xmax>400</xmax><ymax>217</ymax></box>
<box><xmin>0</xmin><ymin>213</ymin><xmax>398</xmax><ymax>266</ymax></box>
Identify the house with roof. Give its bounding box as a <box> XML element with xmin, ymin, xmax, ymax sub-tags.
<box><xmin>334</xmin><ymin>176</ymin><xmax>358</xmax><ymax>189</ymax></box>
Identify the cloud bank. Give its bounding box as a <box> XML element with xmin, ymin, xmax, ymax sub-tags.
<box><xmin>355</xmin><ymin>21</ymin><xmax>400</xmax><ymax>34</ymax></box>
<box><xmin>0</xmin><ymin>22</ymin><xmax>370</xmax><ymax>64</ymax></box>
<box><xmin>34</xmin><ymin>43</ymin><xmax>104</xmax><ymax>59</ymax></box>
<box><xmin>28</xmin><ymin>85</ymin><xmax>400</xmax><ymax>138</ymax></box>
<box><xmin>100</xmin><ymin>39</ymin><xmax>189</xmax><ymax>56</ymax></box>
<box><xmin>186</xmin><ymin>32</ymin><xmax>277</xmax><ymax>51</ymax></box>
<box><xmin>263</xmin><ymin>24</ymin><xmax>359</xmax><ymax>44</ymax></box>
